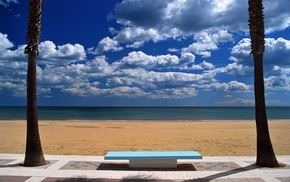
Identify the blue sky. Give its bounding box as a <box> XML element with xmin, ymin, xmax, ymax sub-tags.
<box><xmin>0</xmin><ymin>0</ymin><xmax>290</xmax><ymax>106</ymax></box>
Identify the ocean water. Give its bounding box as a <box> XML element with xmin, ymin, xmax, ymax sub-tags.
<box><xmin>0</xmin><ymin>106</ymin><xmax>289</xmax><ymax>120</ymax></box>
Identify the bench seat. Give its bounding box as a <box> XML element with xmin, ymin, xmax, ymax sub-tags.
<box><xmin>104</xmin><ymin>151</ymin><xmax>202</xmax><ymax>168</ymax></box>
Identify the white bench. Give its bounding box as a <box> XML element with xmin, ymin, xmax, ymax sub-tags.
<box><xmin>104</xmin><ymin>151</ymin><xmax>202</xmax><ymax>168</ymax></box>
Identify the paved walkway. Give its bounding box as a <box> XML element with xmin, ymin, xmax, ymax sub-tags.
<box><xmin>0</xmin><ymin>154</ymin><xmax>289</xmax><ymax>182</ymax></box>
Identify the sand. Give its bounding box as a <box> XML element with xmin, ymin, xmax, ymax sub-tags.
<box><xmin>0</xmin><ymin>120</ymin><xmax>289</xmax><ymax>156</ymax></box>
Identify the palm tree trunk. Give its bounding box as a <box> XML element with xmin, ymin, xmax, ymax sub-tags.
<box><xmin>248</xmin><ymin>0</ymin><xmax>279</xmax><ymax>167</ymax></box>
<box><xmin>254</xmin><ymin>54</ymin><xmax>279</xmax><ymax>167</ymax></box>
<box><xmin>24</xmin><ymin>52</ymin><xmax>46</xmax><ymax>166</ymax></box>
<box><xmin>23</xmin><ymin>0</ymin><xmax>46</xmax><ymax>167</ymax></box>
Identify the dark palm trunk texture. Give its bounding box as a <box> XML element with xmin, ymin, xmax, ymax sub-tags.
<box><xmin>23</xmin><ymin>0</ymin><xmax>46</xmax><ymax>167</ymax></box>
<box><xmin>248</xmin><ymin>0</ymin><xmax>279</xmax><ymax>167</ymax></box>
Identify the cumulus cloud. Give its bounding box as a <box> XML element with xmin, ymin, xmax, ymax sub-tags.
<box><xmin>265</xmin><ymin>73</ymin><xmax>290</xmax><ymax>91</ymax></box>
<box><xmin>89</xmin><ymin>37</ymin><xmax>123</xmax><ymax>55</ymax></box>
<box><xmin>38</xmin><ymin>41</ymin><xmax>86</xmax><ymax>65</ymax></box>
<box><xmin>263</xmin><ymin>0</ymin><xmax>290</xmax><ymax>33</ymax></box>
<box><xmin>183</xmin><ymin>30</ymin><xmax>233</xmax><ymax>58</ymax></box>
<box><xmin>0</xmin><ymin>32</ymin><xmax>28</xmax><ymax>98</ymax></box>
<box><xmin>113</xmin><ymin>27</ymin><xmax>166</xmax><ymax>46</ymax></box>
<box><xmin>202</xmin><ymin>81</ymin><xmax>250</xmax><ymax>92</ymax></box>
<box><xmin>150</xmin><ymin>87</ymin><xmax>197</xmax><ymax>99</ymax></box>
<box><xmin>114</xmin><ymin>0</ymin><xmax>245</xmax><ymax>33</ymax></box>
<box><xmin>229</xmin><ymin>37</ymin><xmax>290</xmax><ymax>75</ymax></box>
<box><xmin>227</xmin><ymin>37</ymin><xmax>290</xmax><ymax>91</ymax></box>
<box><xmin>183</xmin><ymin>41</ymin><xmax>217</xmax><ymax>58</ymax></box>
<box><xmin>112</xmin><ymin>0</ymin><xmax>290</xmax><ymax>41</ymax></box>
<box><xmin>0</xmin><ymin>33</ymin><xmax>26</xmax><ymax>62</ymax></box>
<box><xmin>0</xmin><ymin>34</ymin><xmax>87</xmax><ymax>97</ymax></box>
<box><xmin>0</xmin><ymin>30</ymin><xmax>288</xmax><ymax>101</ymax></box>
<box><xmin>0</xmin><ymin>59</ymin><xmax>28</xmax><ymax>97</ymax></box>
<box><xmin>91</xmin><ymin>0</ymin><xmax>242</xmax><ymax>57</ymax></box>
<box><xmin>167</xmin><ymin>48</ymin><xmax>179</xmax><ymax>52</ymax></box>
<box><xmin>50</xmin><ymin>55</ymin><xmax>218</xmax><ymax>99</ymax></box>
<box><xmin>190</xmin><ymin>61</ymin><xmax>215</xmax><ymax>70</ymax></box>
<box><xmin>0</xmin><ymin>33</ymin><xmax>14</xmax><ymax>50</ymax></box>
<box><xmin>94</xmin><ymin>0</ymin><xmax>289</xmax><ymax>62</ymax></box>
<box><xmin>114</xmin><ymin>51</ymin><xmax>195</xmax><ymax>69</ymax></box>
<box><xmin>0</xmin><ymin>37</ymin><xmax>86</xmax><ymax>66</ymax></box>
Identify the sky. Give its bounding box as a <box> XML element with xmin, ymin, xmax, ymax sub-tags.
<box><xmin>0</xmin><ymin>0</ymin><xmax>290</xmax><ymax>106</ymax></box>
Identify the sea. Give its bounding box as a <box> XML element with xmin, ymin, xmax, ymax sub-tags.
<box><xmin>0</xmin><ymin>106</ymin><xmax>289</xmax><ymax>120</ymax></box>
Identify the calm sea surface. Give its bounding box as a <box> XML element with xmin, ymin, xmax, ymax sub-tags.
<box><xmin>0</xmin><ymin>106</ymin><xmax>289</xmax><ymax>120</ymax></box>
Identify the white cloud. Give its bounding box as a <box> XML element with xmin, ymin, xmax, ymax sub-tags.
<box><xmin>183</xmin><ymin>41</ymin><xmax>218</xmax><ymax>58</ymax></box>
<box><xmin>223</xmin><ymin>37</ymin><xmax>290</xmax><ymax>92</ymax></box>
<box><xmin>265</xmin><ymin>73</ymin><xmax>290</xmax><ymax>91</ymax></box>
<box><xmin>125</xmin><ymin>41</ymin><xmax>144</xmax><ymax>48</ymax></box>
<box><xmin>190</xmin><ymin>60</ymin><xmax>215</xmax><ymax>70</ymax></box>
<box><xmin>202</xmin><ymin>81</ymin><xmax>250</xmax><ymax>92</ymax></box>
<box><xmin>109</xmin><ymin>0</ymin><xmax>290</xmax><ymax>55</ymax></box>
<box><xmin>113</xmin><ymin>27</ymin><xmax>165</xmax><ymax>46</ymax></box>
<box><xmin>229</xmin><ymin>37</ymin><xmax>290</xmax><ymax>77</ymax></box>
<box><xmin>167</xmin><ymin>48</ymin><xmax>179</xmax><ymax>52</ymax></box>
<box><xmin>0</xmin><ymin>53</ymin><xmax>27</xmax><ymax>97</ymax></box>
<box><xmin>103</xmin><ymin>86</ymin><xmax>147</xmax><ymax>98</ymax></box>
<box><xmin>114</xmin><ymin>0</ymin><xmax>290</xmax><ymax>34</ymax></box>
<box><xmin>38</xmin><ymin>41</ymin><xmax>86</xmax><ymax>65</ymax></box>
<box><xmin>37</xmin><ymin>56</ymin><xmax>112</xmax><ymax>88</ymax></box>
<box><xmin>0</xmin><ymin>33</ymin><xmax>14</xmax><ymax>50</ymax></box>
<box><xmin>263</xmin><ymin>0</ymin><xmax>290</xmax><ymax>33</ymax></box>
<box><xmin>0</xmin><ymin>81</ymin><xmax>18</xmax><ymax>89</ymax></box>
<box><xmin>0</xmin><ymin>35</ymin><xmax>88</xmax><ymax>97</ymax></box>
<box><xmin>90</xmin><ymin>37</ymin><xmax>123</xmax><ymax>55</ymax></box>
<box><xmin>114</xmin><ymin>51</ymin><xmax>194</xmax><ymax>69</ymax></box>
<box><xmin>0</xmin><ymin>36</ymin><xmax>86</xmax><ymax>66</ymax></box>
<box><xmin>1</xmin><ymin>26</ymin><xmax>288</xmax><ymax>101</ymax></box>
<box><xmin>224</xmin><ymin>63</ymin><xmax>253</xmax><ymax>77</ymax></box>
<box><xmin>150</xmin><ymin>87</ymin><xmax>197</xmax><ymax>99</ymax></box>
<box><xmin>183</xmin><ymin>30</ymin><xmax>233</xmax><ymax>58</ymax></box>
<box><xmin>230</xmin><ymin>38</ymin><xmax>252</xmax><ymax>65</ymax></box>
<box><xmin>0</xmin><ymin>33</ymin><xmax>26</xmax><ymax>63</ymax></box>
<box><xmin>62</xmin><ymin>84</ymin><xmax>148</xmax><ymax>98</ymax></box>
<box><xmin>264</xmin><ymin>38</ymin><xmax>290</xmax><ymax>67</ymax></box>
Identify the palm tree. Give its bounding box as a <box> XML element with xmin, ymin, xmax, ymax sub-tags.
<box><xmin>248</xmin><ymin>0</ymin><xmax>279</xmax><ymax>167</ymax></box>
<box><xmin>23</xmin><ymin>0</ymin><xmax>46</xmax><ymax>166</ymax></box>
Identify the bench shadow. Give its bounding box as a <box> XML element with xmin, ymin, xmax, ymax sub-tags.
<box><xmin>97</xmin><ymin>163</ymin><xmax>196</xmax><ymax>171</ymax></box>
<box><xmin>44</xmin><ymin>177</ymin><xmax>175</xmax><ymax>182</ymax></box>
<box><xmin>183</xmin><ymin>164</ymin><xmax>257</xmax><ymax>182</ymax></box>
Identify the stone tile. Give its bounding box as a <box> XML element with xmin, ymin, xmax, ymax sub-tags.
<box><xmin>192</xmin><ymin>162</ymin><xmax>242</xmax><ymax>171</ymax></box>
<box><xmin>276</xmin><ymin>177</ymin><xmax>290</xmax><ymax>182</ymax></box>
<box><xmin>0</xmin><ymin>175</ymin><xmax>31</xmax><ymax>182</ymax></box>
<box><xmin>60</xmin><ymin>161</ymin><xmax>101</xmax><ymax>170</ymax></box>
<box><xmin>182</xmin><ymin>178</ymin><xmax>265</xmax><ymax>182</ymax></box>
<box><xmin>244</xmin><ymin>161</ymin><xmax>290</xmax><ymax>170</ymax></box>
<box><xmin>0</xmin><ymin>159</ymin><xmax>16</xmax><ymax>166</ymax></box>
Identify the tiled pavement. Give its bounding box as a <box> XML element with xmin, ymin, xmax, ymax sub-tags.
<box><xmin>0</xmin><ymin>154</ymin><xmax>289</xmax><ymax>182</ymax></box>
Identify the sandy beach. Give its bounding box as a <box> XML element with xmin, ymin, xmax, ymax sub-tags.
<box><xmin>0</xmin><ymin>120</ymin><xmax>289</xmax><ymax>156</ymax></box>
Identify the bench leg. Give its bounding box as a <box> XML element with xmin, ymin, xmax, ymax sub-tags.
<box><xmin>129</xmin><ymin>159</ymin><xmax>177</xmax><ymax>168</ymax></box>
